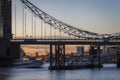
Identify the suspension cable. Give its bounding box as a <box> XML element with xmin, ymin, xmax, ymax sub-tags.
<box><xmin>34</xmin><ymin>15</ymin><xmax>36</xmax><ymax>38</ymax></box>
<box><xmin>50</xmin><ymin>25</ymin><xmax>52</xmax><ymax>38</ymax></box>
<box><xmin>15</xmin><ymin>0</ymin><xmax>17</xmax><ymax>38</ymax></box>
<box><xmin>54</xmin><ymin>28</ymin><xmax>56</xmax><ymax>39</ymax></box>
<box><xmin>31</xmin><ymin>12</ymin><xmax>33</xmax><ymax>38</ymax></box>
<box><xmin>44</xmin><ymin>23</ymin><xmax>46</xmax><ymax>39</ymax></box>
<box><xmin>24</xmin><ymin>7</ymin><xmax>26</xmax><ymax>38</ymax></box>
<box><xmin>60</xmin><ymin>30</ymin><xmax>61</xmax><ymax>39</ymax></box>
<box><xmin>22</xmin><ymin>4</ymin><xmax>24</xmax><ymax>38</ymax></box>
<box><xmin>21</xmin><ymin>0</ymin><xmax>103</xmax><ymax>39</ymax></box>
<box><xmin>41</xmin><ymin>20</ymin><xmax>43</xmax><ymax>38</ymax></box>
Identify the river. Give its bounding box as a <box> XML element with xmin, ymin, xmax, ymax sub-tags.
<box><xmin>0</xmin><ymin>63</ymin><xmax>120</xmax><ymax>80</ymax></box>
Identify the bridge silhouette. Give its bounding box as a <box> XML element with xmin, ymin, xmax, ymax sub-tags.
<box><xmin>0</xmin><ymin>0</ymin><xmax>120</xmax><ymax>69</ymax></box>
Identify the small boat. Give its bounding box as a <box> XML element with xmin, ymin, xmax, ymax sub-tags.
<box><xmin>13</xmin><ymin>51</ymin><xmax>45</xmax><ymax>68</ymax></box>
<box><xmin>103</xmin><ymin>63</ymin><xmax>116</xmax><ymax>68</ymax></box>
<box><xmin>13</xmin><ymin>60</ymin><xmax>43</xmax><ymax>68</ymax></box>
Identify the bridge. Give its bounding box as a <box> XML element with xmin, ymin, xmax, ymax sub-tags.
<box><xmin>0</xmin><ymin>0</ymin><xmax>120</xmax><ymax>69</ymax></box>
<box><xmin>11</xmin><ymin>0</ymin><xmax>120</xmax><ymax>41</ymax></box>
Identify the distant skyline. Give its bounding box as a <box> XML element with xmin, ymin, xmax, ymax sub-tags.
<box><xmin>12</xmin><ymin>0</ymin><xmax>120</xmax><ymax>37</ymax></box>
<box><xmin>29</xmin><ymin>0</ymin><xmax>120</xmax><ymax>34</ymax></box>
<box><xmin>21</xmin><ymin>45</ymin><xmax>89</xmax><ymax>56</ymax></box>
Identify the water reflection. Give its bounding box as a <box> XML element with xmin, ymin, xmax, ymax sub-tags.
<box><xmin>0</xmin><ymin>67</ymin><xmax>120</xmax><ymax>80</ymax></box>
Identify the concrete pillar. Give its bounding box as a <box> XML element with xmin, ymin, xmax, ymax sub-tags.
<box><xmin>89</xmin><ymin>45</ymin><xmax>102</xmax><ymax>68</ymax></box>
<box><xmin>0</xmin><ymin>39</ymin><xmax>10</xmax><ymax>58</ymax></box>
<box><xmin>49</xmin><ymin>44</ymin><xmax>53</xmax><ymax>70</ymax></box>
<box><xmin>49</xmin><ymin>44</ymin><xmax>66</xmax><ymax>70</ymax></box>
<box><xmin>89</xmin><ymin>45</ymin><xmax>95</xmax><ymax>65</ymax></box>
<box><xmin>10</xmin><ymin>42</ymin><xmax>20</xmax><ymax>59</ymax></box>
<box><xmin>0</xmin><ymin>39</ymin><xmax>12</xmax><ymax>66</ymax></box>
<box><xmin>63</xmin><ymin>45</ymin><xmax>65</xmax><ymax>67</ymax></box>
<box><xmin>0</xmin><ymin>41</ymin><xmax>20</xmax><ymax>67</ymax></box>
<box><xmin>55</xmin><ymin>45</ymin><xmax>58</xmax><ymax>67</ymax></box>
<box><xmin>54</xmin><ymin>44</ymin><xmax>65</xmax><ymax>69</ymax></box>
<box><xmin>97</xmin><ymin>46</ymin><xmax>101</xmax><ymax>69</ymax></box>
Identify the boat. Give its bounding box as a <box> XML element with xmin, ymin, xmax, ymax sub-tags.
<box><xmin>13</xmin><ymin>60</ymin><xmax>43</xmax><ymax>68</ymax></box>
<box><xmin>13</xmin><ymin>51</ymin><xmax>45</xmax><ymax>68</ymax></box>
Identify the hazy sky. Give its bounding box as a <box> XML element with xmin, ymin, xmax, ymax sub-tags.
<box><xmin>28</xmin><ymin>0</ymin><xmax>120</xmax><ymax>34</ymax></box>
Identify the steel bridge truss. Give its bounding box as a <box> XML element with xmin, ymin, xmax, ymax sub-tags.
<box><xmin>20</xmin><ymin>0</ymin><xmax>120</xmax><ymax>40</ymax></box>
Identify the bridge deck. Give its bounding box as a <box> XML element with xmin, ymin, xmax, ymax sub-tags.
<box><xmin>11</xmin><ymin>39</ymin><xmax>120</xmax><ymax>45</ymax></box>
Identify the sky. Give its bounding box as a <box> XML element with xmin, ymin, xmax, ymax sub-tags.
<box><xmin>12</xmin><ymin>0</ymin><xmax>120</xmax><ymax>37</ymax></box>
<box><xmin>28</xmin><ymin>0</ymin><xmax>120</xmax><ymax>34</ymax></box>
<box><xmin>14</xmin><ymin>0</ymin><xmax>120</xmax><ymax>55</ymax></box>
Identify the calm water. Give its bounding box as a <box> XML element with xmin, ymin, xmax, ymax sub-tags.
<box><xmin>0</xmin><ymin>64</ymin><xmax>120</xmax><ymax>80</ymax></box>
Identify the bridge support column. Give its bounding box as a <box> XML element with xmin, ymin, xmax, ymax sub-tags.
<box><xmin>89</xmin><ymin>45</ymin><xmax>102</xmax><ymax>69</ymax></box>
<box><xmin>116</xmin><ymin>51</ymin><xmax>120</xmax><ymax>68</ymax></box>
<box><xmin>89</xmin><ymin>45</ymin><xmax>96</xmax><ymax>65</ymax></box>
<box><xmin>49</xmin><ymin>44</ymin><xmax>53</xmax><ymax>70</ymax></box>
<box><xmin>63</xmin><ymin>45</ymin><xmax>65</xmax><ymax>68</ymax></box>
<box><xmin>49</xmin><ymin>44</ymin><xmax>65</xmax><ymax>70</ymax></box>
<box><xmin>54</xmin><ymin>44</ymin><xmax>65</xmax><ymax>70</ymax></box>
<box><xmin>97</xmin><ymin>46</ymin><xmax>101</xmax><ymax>69</ymax></box>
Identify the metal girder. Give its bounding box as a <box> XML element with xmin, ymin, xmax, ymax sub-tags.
<box><xmin>20</xmin><ymin>0</ymin><xmax>120</xmax><ymax>40</ymax></box>
<box><xmin>110</xmin><ymin>32</ymin><xmax>120</xmax><ymax>39</ymax></box>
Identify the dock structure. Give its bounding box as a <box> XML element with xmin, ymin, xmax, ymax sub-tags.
<box><xmin>49</xmin><ymin>44</ymin><xmax>66</xmax><ymax>70</ymax></box>
<box><xmin>49</xmin><ymin>44</ymin><xmax>102</xmax><ymax>70</ymax></box>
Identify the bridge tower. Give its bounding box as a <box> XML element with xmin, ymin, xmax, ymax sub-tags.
<box><xmin>0</xmin><ymin>0</ymin><xmax>12</xmax><ymax>39</ymax></box>
<box><xmin>0</xmin><ymin>0</ymin><xmax>19</xmax><ymax>66</ymax></box>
